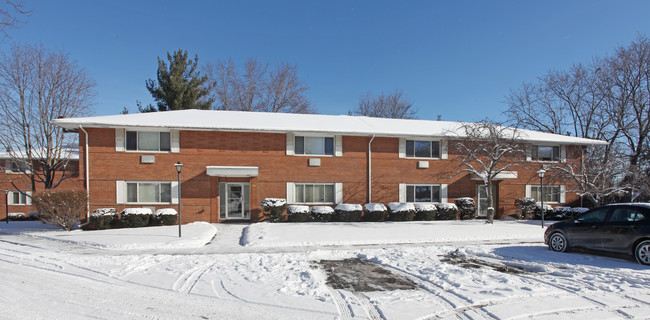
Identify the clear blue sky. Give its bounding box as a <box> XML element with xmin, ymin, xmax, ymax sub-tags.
<box><xmin>4</xmin><ymin>0</ymin><xmax>650</xmax><ymax>121</ymax></box>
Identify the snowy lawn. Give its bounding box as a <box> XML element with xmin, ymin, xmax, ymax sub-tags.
<box><xmin>1</xmin><ymin>220</ymin><xmax>649</xmax><ymax>319</ymax></box>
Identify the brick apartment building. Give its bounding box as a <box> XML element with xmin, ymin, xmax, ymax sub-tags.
<box><xmin>50</xmin><ymin>110</ymin><xmax>607</xmax><ymax>223</ymax></box>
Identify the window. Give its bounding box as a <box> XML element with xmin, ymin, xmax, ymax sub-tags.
<box><xmin>532</xmin><ymin>145</ymin><xmax>560</xmax><ymax>161</ymax></box>
<box><xmin>530</xmin><ymin>185</ymin><xmax>561</xmax><ymax>203</ymax></box>
<box><xmin>6</xmin><ymin>160</ymin><xmax>30</xmax><ymax>173</ymax></box>
<box><xmin>10</xmin><ymin>191</ymin><xmax>28</xmax><ymax>205</ymax></box>
<box><xmin>126</xmin><ymin>131</ymin><xmax>171</xmax><ymax>152</ymax></box>
<box><xmin>294</xmin><ymin>183</ymin><xmax>335</xmax><ymax>203</ymax></box>
<box><xmin>578</xmin><ymin>207</ymin><xmax>609</xmax><ymax>223</ymax></box>
<box><xmin>406</xmin><ymin>184</ymin><xmax>441</xmax><ymax>202</ymax></box>
<box><xmin>609</xmin><ymin>207</ymin><xmax>646</xmax><ymax>222</ymax></box>
<box><xmin>294</xmin><ymin>136</ymin><xmax>334</xmax><ymax>156</ymax></box>
<box><xmin>406</xmin><ymin>140</ymin><xmax>440</xmax><ymax>158</ymax></box>
<box><xmin>126</xmin><ymin>182</ymin><xmax>172</xmax><ymax>203</ymax></box>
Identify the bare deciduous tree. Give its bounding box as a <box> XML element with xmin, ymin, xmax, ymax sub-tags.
<box><xmin>0</xmin><ymin>0</ymin><xmax>31</xmax><ymax>39</ymax></box>
<box><xmin>0</xmin><ymin>43</ymin><xmax>95</xmax><ymax>192</ymax></box>
<box><xmin>351</xmin><ymin>89</ymin><xmax>416</xmax><ymax>119</ymax></box>
<box><xmin>449</xmin><ymin>121</ymin><xmax>525</xmax><ymax>223</ymax></box>
<box><xmin>205</xmin><ymin>58</ymin><xmax>312</xmax><ymax>113</ymax></box>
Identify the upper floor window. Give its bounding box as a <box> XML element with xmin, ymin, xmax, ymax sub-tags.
<box><xmin>295</xmin><ymin>136</ymin><xmax>334</xmax><ymax>156</ymax></box>
<box><xmin>5</xmin><ymin>160</ymin><xmax>30</xmax><ymax>173</ymax></box>
<box><xmin>406</xmin><ymin>140</ymin><xmax>440</xmax><ymax>158</ymax></box>
<box><xmin>126</xmin><ymin>131</ymin><xmax>171</xmax><ymax>152</ymax></box>
<box><xmin>126</xmin><ymin>182</ymin><xmax>172</xmax><ymax>203</ymax></box>
<box><xmin>532</xmin><ymin>145</ymin><xmax>560</xmax><ymax>162</ymax></box>
<box><xmin>406</xmin><ymin>184</ymin><xmax>441</xmax><ymax>202</ymax></box>
<box><xmin>294</xmin><ymin>183</ymin><xmax>335</xmax><ymax>203</ymax></box>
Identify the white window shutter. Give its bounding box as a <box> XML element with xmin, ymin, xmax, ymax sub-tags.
<box><xmin>171</xmin><ymin>130</ymin><xmax>180</xmax><ymax>153</ymax></box>
<box><xmin>286</xmin><ymin>182</ymin><xmax>295</xmax><ymax>203</ymax></box>
<box><xmin>25</xmin><ymin>191</ymin><xmax>32</xmax><ymax>205</ymax></box>
<box><xmin>286</xmin><ymin>134</ymin><xmax>294</xmax><ymax>156</ymax></box>
<box><xmin>116</xmin><ymin>180</ymin><xmax>126</xmax><ymax>204</ymax></box>
<box><xmin>560</xmin><ymin>145</ymin><xmax>566</xmax><ymax>163</ymax></box>
<box><xmin>171</xmin><ymin>181</ymin><xmax>179</xmax><ymax>204</ymax></box>
<box><xmin>441</xmin><ymin>139</ymin><xmax>448</xmax><ymax>159</ymax></box>
<box><xmin>398</xmin><ymin>138</ymin><xmax>406</xmax><ymax>158</ymax></box>
<box><xmin>525</xmin><ymin>185</ymin><xmax>532</xmax><ymax>198</ymax></box>
<box><xmin>335</xmin><ymin>136</ymin><xmax>343</xmax><ymax>157</ymax></box>
<box><xmin>335</xmin><ymin>183</ymin><xmax>343</xmax><ymax>203</ymax></box>
<box><xmin>560</xmin><ymin>185</ymin><xmax>566</xmax><ymax>203</ymax></box>
<box><xmin>526</xmin><ymin>145</ymin><xmax>532</xmax><ymax>161</ymax></box>
<box><xmin>7</xmin><ymin>192</ymin><xmax>13</xmax><ymax>205</ymax></box>
<box><xmin>398</xmin><ymin>183</ymin><xmax>406</xmax><ymax>202</ymax></box>
<box><xmin>115</xmin><ymin>129</ymin><xmax>125</xmax><ymax>152</ymax></box>
<box><xmin>441</xmin><ymin>184</ymin><xmax>448</xmax><ymax>203</ymax></box>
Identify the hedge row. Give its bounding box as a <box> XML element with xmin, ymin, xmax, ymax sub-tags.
<box><xmin>82</xmin><ymin>208</ymin><xmax>178</xmax><ymax>231</ymax></box>
<box><xmin>514</xmin><ymin>197</ymin><xmax>589</xmax><ymax>220</ymax></box>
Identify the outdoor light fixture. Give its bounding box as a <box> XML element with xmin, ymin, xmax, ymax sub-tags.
<box><xmin>174</xmin><ymin>161</ymin><xmax>183</xmax><ymax>237</ymax></box>
<box><xmin>537</xmin><ymin>168</ymin><xmax>547</xmax><ymax>228</ymax></box>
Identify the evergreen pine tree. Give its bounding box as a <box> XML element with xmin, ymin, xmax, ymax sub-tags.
<box><xmin>145</xmin><ymin>49</ymin><xmax>213</xmax><ymax>111</ymax></box>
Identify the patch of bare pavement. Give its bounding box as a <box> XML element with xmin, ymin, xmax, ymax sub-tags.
<box><xmin>318</xmin><ymin>258</ymin><xmax>418</xmax><ymax>292</ymax></box>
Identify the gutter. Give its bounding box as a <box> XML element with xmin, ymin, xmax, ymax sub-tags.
<box><xmin>368</xmin><ymin>135</ymin><xmax>375</xmax><ymax>203</ymax></box>
<box><xmin>79</xmin><ymin>126</ymin><xmax>90</xmax><ymax>219</ymax></box>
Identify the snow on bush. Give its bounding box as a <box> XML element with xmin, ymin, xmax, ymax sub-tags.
<box><xmin>88</xmin><ymin>208</ymin><xmax>117</xmax><ymax>230</ymax></box>
<box><xmin>571</xmin><ymin>207</ymin><xmax>589</xmax><ymax>214</ymax></box>
<box><xmin>120</xmin><ymin>208</ymin><xmax>153</xmax><ymax>228</ymax></box>
<box><xmin>261</xmin><ymin>198</ymin><xmax>287</xmax><ymax>223</ymax></box>
<box><xmin>311</xmin><ymin>206</ymin><xmax>334</xmax><ymax>222</ymax></box>
<box><xmin>514</xmin><ymin>198</ymin><xmax>536</xmax><ymax>220</ymax></box>
<box><xmin>435</xmin><ymin>203</ymin><xmax>458</xmax><ymax>220</ymax></box>
<box><xmin>287</xmin><ymin>205</ymin><xmax>311</xmax><ymax>222</ymax></box>
<box><xmin>334</xmin><ymin>204</ymin><xmax>362</xmax><ymax>222</ymax></box>
<box><xmin>154</xmin><ymin>208</ymin><xmax>177</xmax><ymax>225</ymax></box>
<box><xmin>92</xmin><ymin>208</ymin><xmax>117</xmax><ymax>216</ymax></box>
<box><xmin>387</xmin><ymin>202</ymin><xmax>415</xmax><ymax>221</ymax></box>
<box><xmin>155</xmin><ymin>208</ymin><xmax>177</xmax><ymax>216</ymax></box>
<box><xmin>551</xmin><ymin>206</ymin><xmax>572</xmax><ymax>220</ymax></box>
<box><xmin>455</xmin><ymin>197</ymin><xmax>476</xmax><ymax>220</ymax></box>
<box><xmin>413</xmin><ymin>203</ymin><xmax>436</xmax><ymax>221</ymax></box>
<box><xmin>363</xmin><ymin>203</ymin><xmax>387</xmax><ymax>222</ymax></box>
<box><xmin>8</xmin><ymin>212</ymin><xmax>25</xmax><ymax>218</ymax></box>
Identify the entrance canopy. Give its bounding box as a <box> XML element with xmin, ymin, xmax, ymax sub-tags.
<box><xmin>206</xmin><ymin>166</ymin><xmax>259</xmax><ymax>177</ymax></box>
<box><xmin>470</xmin><ymin>171</ymin><xmax>518</xmax><ymax>181</ymax></box>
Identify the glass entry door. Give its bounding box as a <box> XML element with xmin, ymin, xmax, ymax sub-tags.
<box><xmin>219</xmin><ymin>182</ymin><xmax>250</xmax><ymax>220</ymax></box>
<box><xmin>477</xmin><ymin>184</ymin><xmax>496</xmax><ymax>217</ymax></box>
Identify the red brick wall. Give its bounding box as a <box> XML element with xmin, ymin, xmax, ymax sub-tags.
<box><xmin>82</xmin><ymin>128</ymin><xmax>585</xmax><ymax>223</ymax></box>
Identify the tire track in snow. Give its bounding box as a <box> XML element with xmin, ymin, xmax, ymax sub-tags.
<box><xmin>353</xmin><ymin>292</ymin><xmax>383</xmax><ymax>320</ymax></box>
<box><xmin>327</xmin><ymin>288</ymin><xmax>354</xmax><ymax>318</ymax></box>
<box><xmin>172</xmin><ymin>262</ymin><xmax>216</xmax><ymax>294</ymax></box>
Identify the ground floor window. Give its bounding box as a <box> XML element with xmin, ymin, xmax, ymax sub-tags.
<box><xmin>295</xmin><ymin>183</ymin><xmax>335</xmax><ymax>203</ymax></box>
<box><xmin>9</xmin><ymin>191</ymin><xmax>30</xmax><ymax>205</ymax></box>
<box><xmin>528</xmin><ymin>185</ymin><xmax>562</xmax><ymax>203</ymax></box>
<box><xmin>405</xmin><ymin>184</ymin><xmax>441</xmax><ymax>202</ymax></box>
<box><xmin>126</xmin><ymin>182</ymin><xmax>172</xmax><ymax>203</ymax></box>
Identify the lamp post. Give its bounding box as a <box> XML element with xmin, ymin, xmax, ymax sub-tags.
<box><xmin>4</xmin><ymin>190</ymin><xmax>9</xmax><ymax>224</ymax></box>
<box><xmin>537</xmin><ymin>168</ymin><xmax>546</xmax><ymax>228</ymax></box>
<box><xmin>174</xmin><ymin>161</ymin><xmax>183</xmax><ymax>237</ymax></box>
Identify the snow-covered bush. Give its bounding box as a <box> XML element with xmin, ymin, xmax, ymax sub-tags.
<box><xmin>8</xmin><ymin>212</ymin><xmax>25</xmax><ymax>219</ymax></box>
<box><xmin>334</xmin><ymin>204</ymin><xmax>362</xmax><ymax>222</ymax></box>
<box><xmin>120</xmin><ymin>208</ymin><xmax>153</xmax><ymax>228</ymax></box>
<box><xmin>455</xmin><ymin>197</ymin><xmax>476</xmax><ymax>220</ymax></box>
<box><xmin>363</xmin><ymin>203</ymin><xmax>387</xmax><ymax>222</ymax></box>
<box><xmin>28</xmin><ymin>211</ymin><xmax>39</xmax><ymax>219</ymax></box>
<box><xmin>287</xmin><ymin>205</ymin><xmax>311</xmax><ymax>222</ymax></box>
<box><xmin>551</xmin><ymin>206</ymin><xmax>572</xmax><ymax>220</ymax></box>
<box><xmin>154</xmin><ymin>208</ymin><xmax>177</xmax><ymax>225</ymax></box>
<box><xmin>387</xmin><ymin>202</ymin><xmax>415</xmax><ymax>221</ymax></box>
<box><xmin>32</xmin><ymin>190</ymin><xmax>86</xmax><ymax>231</ymax></box>
<box><xmin>88</xmin><ymin>208</ymin><xmax>117</xmax><ymax>230</ymax></box>
<box><xmin>435</xmin><ymin>203</ymin><xmax>458</xmax><ymax>220</ymax></box>
<box><xmin>413</xmin><ymin>203</ymin><xmax>437</xmax><ymax>221</ymax></box>
<box><xmin>311</xmin><ymin>206</ymin><xmax>334</xmax><ymax>222</ymax></box>
<box><xmin>571</xmin><ymin>207</ymin><xmax>589</xmax><ymax>216</ymax></box>
<box><xmin>533</xmin><ymin>204</ymin><xmax>553</xmax><ymax>220</ymax></box>
<box><xmin>260</xmin><ymin>198</ymin><xmax>287</xmax><ymax>223</ymax></box>
<box><xmin>514</xmin><ymin>198</ymin><xmax>536</xmax><ymax>219</ymax></box>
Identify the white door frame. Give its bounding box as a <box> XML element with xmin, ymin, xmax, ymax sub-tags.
<box><xmin>476</xmin><ymin>184</ymin><xmax>496</xmax><ymax>218</ymax></box>
<box><xmin>221</xmin><ymin>182</ymin><xmax>250</xmax><ymax>220</ymax></box>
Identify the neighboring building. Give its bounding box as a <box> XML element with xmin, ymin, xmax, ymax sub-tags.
<box><xmin>0</xmin><ymin>147</ymin><xmax>82</xmax><ymax>219</ymax></box>
<box><xmin>52</xmin><ymin>110</ymin><xmax>607</xmax><ymax>223</ymax></box>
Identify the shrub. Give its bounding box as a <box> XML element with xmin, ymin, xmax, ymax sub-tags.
<box><xmin>551</xmin><ymin>206</ymin><xmax>572</xmax><ymax>220</ymax></box>
<box><xmin>455</xmin><ymin>197</ymin><xmax>476</xmax><ymax>220</ymax></box>
<box><xmin>514</xmin><ymin>198</ymin><xmax>537</xmax><ymax>219</ymax></box>
<box><xmin>28</xmin><ymin>212</ymin><xmax>40</xmax><ymax>219</ymax></box>
<box><xmin>334</xmin><ymin>204</ymin><xmax>362</xmax><ymax>222</ymax></box>
<box><xmin>570</xmin><ymin>207</ymin><xmax>589</xmax><ymax>219</ymax></box>
<box><xmin>8</xmin><ymin>212</ymin><xmax>25</xmax><ymax>219</ymax></box>
<box><xmin>287</xmin><ymin>205</ymin><xmax>311</xmax><ymax>222</ymax></box>
<box><xmin>260</xmin><ymin>198</ymin><xmax>287</xmax><ymax>223</ymax></box>
<box><xmin>413</xmin><ymin>203</ymin><xmax>436</xmax><ymax>221</ymax></box>
<box><xmin>32</xmin><ymin>190</ymin><xmax>87</xmax><ymax>231</ymax></box>
<box><xmin>363</xmin><ymin>203</ymin><xmax>387</xmax><ymax>222</ymax></box>
<box><xmin>120</xmin><ymin>208</ymin><xmax>153</xmax><ymax>228</ymax></box>
<box><xmin>88</xmin><ymin>208</ymin><xmax>117</xmax><ymax>230</ymax></box>
<box><xmin>435</xmin><ymin>203</ymin><xmax>458</xmax><ymax>220</ymax></box>
<box><xmin>311</xmin><ymin>206</ymin><xmax>334</xmax><ymax>222</ymax></box>
<box><xmin>154</xmin><ymin>208</ymin><xmax>178</xmax><ymax>225</ymax></box>
<box><xmin>533</xmin><ymin>204</ymin><xmax>553</xmax><ymax>220</ymax></box>
<box><xmin>387</xmin><ymin>202</ymin><xmax>415</xmax><ymax>221</ymax></box>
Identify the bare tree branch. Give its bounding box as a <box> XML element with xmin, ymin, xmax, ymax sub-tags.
<box><xmin>352</xmin><ymin>89</ymin><xmax>416</xmax><ymax>119</ymax></box>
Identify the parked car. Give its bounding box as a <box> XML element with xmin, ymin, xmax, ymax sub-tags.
<box><xmin>544</xmin><ymin>203</ymin><xmax>650</xmax><ymax>265</ymax></box>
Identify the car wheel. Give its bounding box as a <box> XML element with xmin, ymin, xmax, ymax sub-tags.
<box><xmin>635</xmin><ymin>240</ymin><xmax>650</xmax><ymax>265</ymax></box>
<box><xmin>548</xmin><ymin>232</ymin><xmax>568</xmax><ymax>252</ymax></box>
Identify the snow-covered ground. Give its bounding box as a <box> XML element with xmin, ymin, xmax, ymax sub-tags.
<box><xmin>1</xmin><ymin>220</ymin><xmax>649</xmax><ymax>319</ymax></box>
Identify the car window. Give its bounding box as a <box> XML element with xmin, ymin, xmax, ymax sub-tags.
<box><xmin>578</xmin><ymin>207</ymin><xmax>609</xmax><ymax>223</ymax></box>
<box><xmin>631</xmin><ymin>210</ymin><xmax>646</xmax><ymax>222</ymax></box>
<box><xmin>608</xmin><ymin>207</ymin><xmax>647</xmax><ymax>223</ymax></box>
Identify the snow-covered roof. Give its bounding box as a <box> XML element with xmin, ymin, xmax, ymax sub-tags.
<box><xmin>52</xmin><ymin>110</ymin><xmax>607</xmax><ymax>145</ymax></box>
<box><xmin>0</xmin><ymin>146</ymin><xmax>79</xmax><ymax>160</ymax></box>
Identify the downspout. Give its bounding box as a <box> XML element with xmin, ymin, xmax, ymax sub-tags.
<box><xmin>79</xmin><ymin>125</ymin><xmax>90</xmax><ymax>220</ymax></box>
<box><xmin>368</xmin><ymin>135</ymin><xmax>375</xmax><ymax>203</ymax></box>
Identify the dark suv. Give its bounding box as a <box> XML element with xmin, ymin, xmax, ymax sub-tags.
<box><xmin>544</xmin><ymin>203</ymin><xmax>650</xmax><ymax>265</ymax></box>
